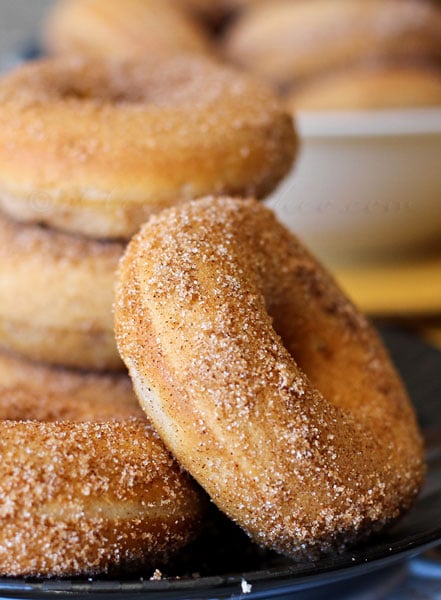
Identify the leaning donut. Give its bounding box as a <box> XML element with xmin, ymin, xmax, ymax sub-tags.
<box><xmin>0</xmin><ymin>57</ymin><xmax>296</xmax><ymax>240</ymax></box>
<box><xmin>0</xmin><ymin>349</ymin><xmax>205</xmax><ymax>577</ymax></box>
<box><xmin>115</xmin><ymin>196</ymin><xmax>425</xmax><ymax>558</ymax></box>
<box><xmin>0</xmin><ymin>212</ymin><xmax>123</xmax><ymax>370</ymax></box>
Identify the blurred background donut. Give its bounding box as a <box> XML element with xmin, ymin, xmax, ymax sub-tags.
<box><xmin>223</xmin><ymin>0</ymin><xmax>441</xmax><ymax>94</ymax></box>
<box><xmin>43</xmin><ymin>0</ymin><xmax>213</xmax><ymax>60</ymax></box>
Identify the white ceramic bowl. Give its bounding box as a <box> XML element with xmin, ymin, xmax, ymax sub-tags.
<box><xmin>266</xmin><ymin>108</ymin><xmax>441</xmax><ymax>263</ymax></box>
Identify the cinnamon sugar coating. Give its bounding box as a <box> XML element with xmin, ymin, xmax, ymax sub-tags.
<box><xmin>0</xmin><ymin>212</ymin><xmax>124</xmax><ymax>370</ymax></box>
<box><xmin>0</xmin><ymin>57</ymin><xmax>296</xmax><ymax>240</ymax></box>
<box><xmin>115</xmin><ymin>197</ymin><xmax>425</xmax><ymax>558</ymax></box>
<box><xmin>0</xmin><ymin>350</ymin><xmax>205</xmax><ymax>577</ymax></box>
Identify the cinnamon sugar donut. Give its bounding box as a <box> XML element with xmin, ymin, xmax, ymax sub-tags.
<box><xmin>288</xmin><ymin>64</ymin><xmax>441</xmax><ymax>110</ymax></box>
<box><xmin>0</xmin><ymin>349</ymin><xmax>205</xmax><ymax>577</ymax></box>
<box><xmin>44</xmin><ymin>0</ymin><xmax>212</xmax><ymax>61</ymax></box>
<box><xmin>0</xmin><ymin>212</ymin><xmax>123</xmax><ymax>370</ymax></box>
<box><xmin>115</xmin><ymin>197</ymin><xmax>425</xmax><ymax>558</ymax></box>
<box><xmin>0</xmin><ymin>57</ymin><xmax>296</xmax><ymax>239</ymax></box>
<box><xmin>224</xmin><ymin>0</ymin><xmax>441</xmax><ymax>90</ymax></box>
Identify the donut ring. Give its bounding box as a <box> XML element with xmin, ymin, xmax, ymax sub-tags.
<box><xmin>0</xmin><ymin>57</ymin><xmax>296</xmax><ymax>240</ymax></box>
<box><xmin>0</xmin><ymin>212</ymin><xmax>123</xmax><ymax>370</ymax></box>
<box><xmin>115</xmin><ymin>197</ymin><xmax>425</xmax><ymax>558</ymax></box>
<box><xmin>224</xmin><ymin>0</ymin><xmax>441</xmax><ymax>90</ymax></box>
<box><xmin>44</xmin><ymin>0</ymin><xmax>212</xmax><ymax>61</ymax></box>
<box><xmin>0</xmin><ymin>349</ymin><xmax>205</xmax><ymax>577</ymax></box>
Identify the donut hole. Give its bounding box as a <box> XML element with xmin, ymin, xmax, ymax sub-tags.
<box><xmin>58</xmin><ymin>84</ymin><xmax>97</xmax><ymax>102</ymax></box>
<box><xmin>268</xmin><ymin>284</ymin><xmax>405</xmax><ymax>425</ymax></box>
<box><xmin>57</xmin><ymin>76</ymin><xmax>149</xmax><ymax>105</ymax></box>
<box><xmin>52</xmin><ymin>58</ymin><xmax>227</xmax><ymax>107</ymax></box>
<box><xmin>57</xmin><ymin>79</ymin><xmax>138</xmax><ymax>105</ymax></box>
<box><xmin>271</xmin><ymin>308</ymin><xmax>339</xmax><ymax>402</ymax></box>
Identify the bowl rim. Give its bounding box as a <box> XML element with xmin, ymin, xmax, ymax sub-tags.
<box><xmin>296</xmin><ymin>107</ymin><xmax>441</xmax><ymax>138</ymax></box>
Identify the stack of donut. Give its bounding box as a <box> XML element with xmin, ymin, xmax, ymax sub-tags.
<box><xmin>0</xmin><ymin>1</ymin><xmax>427</xmax><ymax>579</ymax></box>
<box><xmin>43</xmin><ymin>0</ymin><xmax>441</xmax><ymax>110</ymax></box>
<box><xmin>0</xmin><ymin>55</ymin><xmax>295</xmax><ymax>371</ymax></box>
<box><xmin>0</xmin><ymin>54</ymin><xmax>296</xmax><ymax>576</ymax></box>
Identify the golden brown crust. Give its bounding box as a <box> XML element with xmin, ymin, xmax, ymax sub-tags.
<box><xmin>0</xmin><ymin>57</ymin><xmax>296</xmax><ymax>239</ymax></box>
<box><xmin>44</xmin><ymin>0</ymin><xmax>213</xmax><ymax>60</ymax></box>
<box><xmin>288</xmin><ymin>64</ymin><xmax>441</xmax><ymax>110</ymax></box>
<box><xmin>115</xmin><ymin>197</ymin><xmax>425</xmax><ymax>558</ymax></box>
<box><xmin>0</xmin><ymin>350</ymin><xmax>205</xmax><ymax>577</ymax></box>
<box><xmin>224</xmin><ymin>0</ymin><xmax>441</xmax><ymax>90</ymax></box>
<box><xmin>0</xmin><ymin>212</ymin><xmax>123</xmax><ymax>370</ymax></box>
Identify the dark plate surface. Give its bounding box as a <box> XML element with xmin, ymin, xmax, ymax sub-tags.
<box><xmin>0</xmin><ymin>326</ymin><xmax>440</xmax><ymax>599</ymax></box>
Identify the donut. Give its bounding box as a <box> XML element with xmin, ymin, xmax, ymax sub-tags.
<box><xmin>0</xmin><ymin>212</ymin><xmax>123</xmax><ymax>370</ymax></box>
<box><xmin>44</xmin><ymin>0</ymin><xmax>212</xmax><ymax>61</ymax></box>
<box><xmin>0</xmin><ymin>348</ymin><xmax>138</xmax><ymax>421</ymax></box>
<box><xmin>0</xmin><ymin>349</ymin><xmax>205</xmax><ymax>577</ymax></box>
<box><xmin>288</xmin><ymin>64</ymin><xmax>441</xmax><ymax>110</ymax></box>
<box><xmin>0</xmin><ymin>56</ymin><xmax>296</xmax><ymax>240</ymax></box>
<box><xmin>224</xmin><ymin>0</ymin><xmax>441</xmax><ymax>90</ymax></box>
<box><xmin>115</xmin><ymin>196</ymin><xmax>425</xmax><ymax>558</ymax></box>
